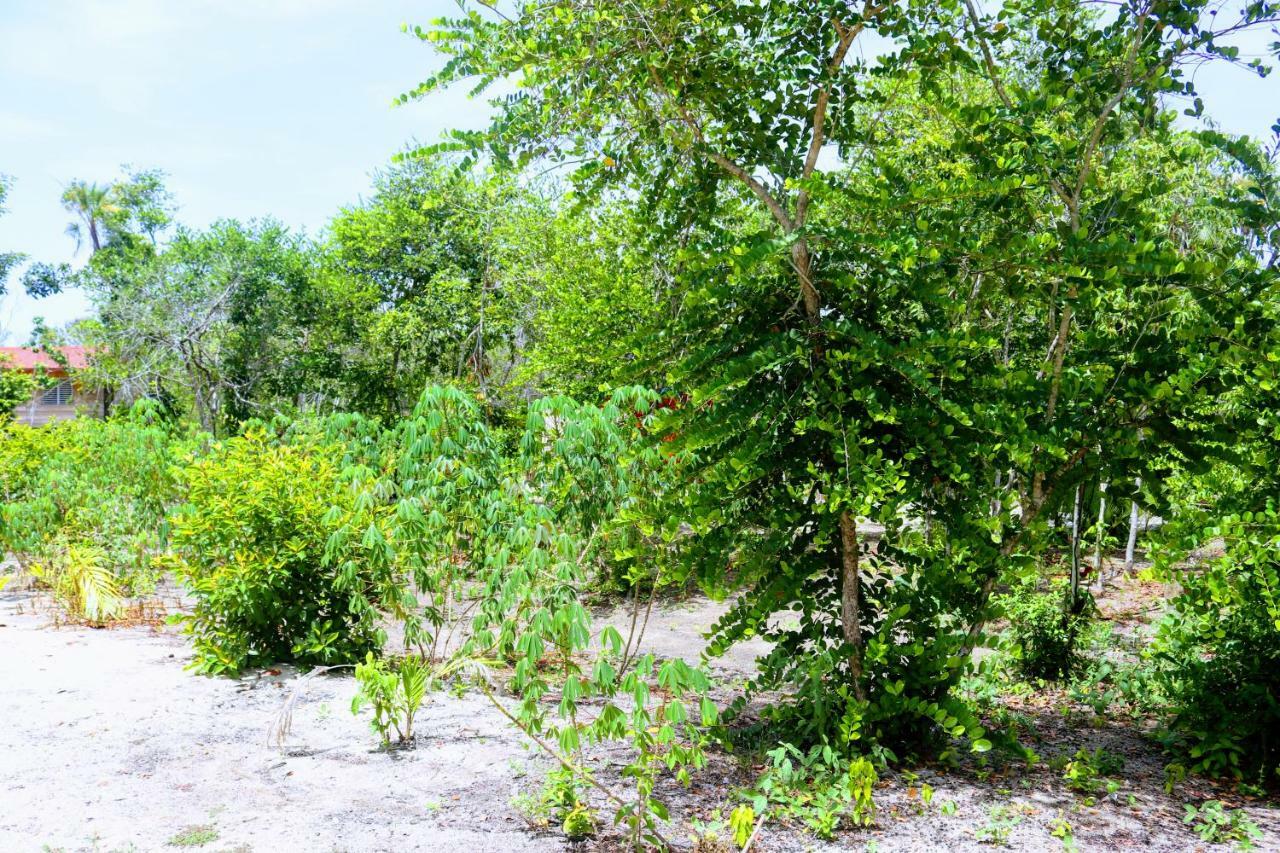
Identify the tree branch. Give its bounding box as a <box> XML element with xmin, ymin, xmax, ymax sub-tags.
<box><xmin>794</xmin><ymin>1</ymin><xmax>886</xmax><ymax>228</ymax></box>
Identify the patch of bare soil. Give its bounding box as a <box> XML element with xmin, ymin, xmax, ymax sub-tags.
<box><xmin>0</xmin><ymin>590</ymin><xmax>558</xmax><ymax>853</ymax></box>
<box><xmin>2</xmin><ymin>575</ymin><xmax>1277</xmax><ymax>852</ymax></box>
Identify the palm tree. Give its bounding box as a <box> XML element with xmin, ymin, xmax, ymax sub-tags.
<box><xmin>61</xmin><ymin>181</ymin><xmax>119</xmax><ymax>254</ymax></box>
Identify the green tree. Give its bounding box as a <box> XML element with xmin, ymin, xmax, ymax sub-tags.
<box><xmin>411</xmin><ymin>0</ymin><xmax>1280</xmax><ymax>753</ymax></box>
<box><xmin>325</xmin><ymin>157</ymin><xmax>533</xmax><ymax>413</ymax></box>
<box><xmin>84</xmin><ymin>219</ymin><xmax>326</xmax><ymax>432</ymax></box>
<box><xmin>22</xmin><ymin>167</ymin><xmax>176</xmax><ymax>298</ymax></box>
<box><xmin>61</xmin><ymin>167</ymin><xmax>175</xmax><ymax>256</ymax></box>
<box><xmin>208</xmin><ymin>220</ymin><xmax>327</xmax><ymax>423</ymax></box>
<box><xmin>108</xmin><ymin>166</ymin><xmax>176</xmax><ymax>245</ymax></box>
<box><xmin>0</xmin><ymin>175</ymin><xmax>25</xmax><ymax>293</ymax></box>
<box><xmin>0</xmin><ymin>365</ymin><xmax>37</xmax><ymax>419</ymax></box>
<box><xmin>1148</xmin><ymin>133</ymin><xmax>1280</xmax><ymax>780</ymax></box>
<box><xmin>60</xmin><ymin>180</ymin><xmax>118</xmax><ymax>255</ymax></box>
<box><xmin>506</xmin><ymin>201</ymin><xmax>679</xmax><ymax>401</ymax></box>
<box><xmin>325</xmin><ymin>155</ymin><xmax>684</xmax><ymax>411</ymax></box>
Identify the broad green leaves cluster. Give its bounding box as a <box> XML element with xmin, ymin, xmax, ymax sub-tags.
<box><xmin>0</xmin><ymin>401</ymin><xmax>185</xmax><ymax>619</ymax></box>
<box><xmin>326</xmin><ymin>385</ymin><xmax>712</xmax><ymax>845</ymax></box>
<box><xmin>0</xmin><ymin>365</ymin><xmax>38</xmax><ymax>418</ymax></box>
<box><xmin>996</xmin><ymin>579</ymin><xmax>1095</xmax><ymax>682</ymax></box>
<box><xmin>1150</xmin><ymin>437</ymin><xmax>1280</xmax><ymax>781</ymax></box>
<box><xmin>351</xmin><ymin>652</ymin><xmax>432</xmax><ymax>746</ymax></box>
<box><xmin>749</xmin><ymin>745</ymin><xmax>878</xmax><ymax>840</ymax></box>
<box><xmin>409</xmin><ymin>0</ymin><xmax>1280</xmax><ymax>774</ymax></box>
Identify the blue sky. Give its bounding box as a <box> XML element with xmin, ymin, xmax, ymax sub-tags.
<box><xmin>1</xmin><ymin>2</ymin><xmax>1277</xmax><ymax>343</ymax></box>
<box><xmin>0</xmin><ymin>0</ymin><xmax>482</xmax><ymax>342</ymax></box>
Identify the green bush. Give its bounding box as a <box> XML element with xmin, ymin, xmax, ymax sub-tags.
<box><xmin>719</xmin><ymin>554</ymin><xmax>991</xmax><ymax>761</ymax></box>
<box><xmin>0</xmin><ymin>402</ymin><xmax>185</xmax><ymax>617</ymax></box>
<box><xmin>512</xmin><ymin>767</ymin><xmax>599</xmax><ymax>840</ymax></box>
<box><xmin>1062</xmin><ymin>747</ymin><xmax>1124</xmax><ymax>795</ymax></box>
<box><xmin>997</xmin><ymin>579</ymin><xmax>1094</xmax><ymax>683</ymax></box>
<box><xmin>31</xmin><ymin>543</ymin><xmax>124</xmax><ymax>624</ymax></box>
<box><xmin>747</xmin><ymin>743</ymin><xmax>876</xmax><ymax>840</ymax></box>
<box><xmin>1154</xmin><ymin>504</ymin><xmax>1280</xmax><ymax>782</ymax></box>
<box><xmin>0</xmin><ymin>367</ymin><xmax>37</xmax><ymax>420</ymax></box>
<box><xmin>1183</xmin><ymin>800</ymin><xmax>1263</xmax><ymax>849</ymax></box>
<box><xmin>330</xmin><ymin>385</ymin><xmax>713</xmax><ymax>845</ymax></box>
<box><xmin>1156</xmin><ymin>606</ymin><xmax>1280</xmax><ymax>782</ymax></box>
<box><xmin>169</xmin><ymin>426</ymin><xmax>387</xmax><ymax>674</ymax></box>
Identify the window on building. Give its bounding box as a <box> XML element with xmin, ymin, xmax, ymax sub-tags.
<box><xmin>38</xmin><ymin>379</ymin><xmax>75</xmax><ymax>406</ymax></box>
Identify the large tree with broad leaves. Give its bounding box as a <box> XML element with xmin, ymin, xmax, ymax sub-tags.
<box><xmin>410</xmin><ymin>0</ymin><xmax>1280</xmax><ymax>752</ymax></box>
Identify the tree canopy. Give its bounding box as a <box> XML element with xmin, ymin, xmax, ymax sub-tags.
<box><xmin>408</xmin><ymin>0</ymin><xmax>1280</xmax><ymax>745</ymax></box>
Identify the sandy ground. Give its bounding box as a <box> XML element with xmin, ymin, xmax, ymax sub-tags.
<box><xmin>2</xmin><ymin>576</ymin><xmax>1278</xmax><ymax>853</ymax></box>
<box><xmin>0</xmin><ymin>591</ymin><xmax>560</xmax><ymax>853</ymax></box>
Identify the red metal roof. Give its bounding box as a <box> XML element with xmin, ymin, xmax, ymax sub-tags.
<box><xmin>0</xmin><ymin>346</ymin><xmax>93</xmax><ymax>372</ymax></box>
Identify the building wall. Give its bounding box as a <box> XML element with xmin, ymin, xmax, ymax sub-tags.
<box><xmin>11</xmin><ymin>384</ymin><xmax>103</xmax><ymax>427</ymax></box>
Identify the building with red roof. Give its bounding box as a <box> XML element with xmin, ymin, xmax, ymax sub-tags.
<box><xmin>0</xmin><ymin>345</ymin><xmax>92</xmax><ymax>373</ymax></box>
<box><xmin>0</xmin><ymin>346</ymin><xmax>104</xmax><ymax>426</ymax></box>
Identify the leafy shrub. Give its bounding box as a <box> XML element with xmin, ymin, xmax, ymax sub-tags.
<box><xmin>689</xmin><ymin>806</ymin><xmax>756</xmax><ymax>852</ymax></box>
<box><xmin>997</xmin><ymin>579</ymin><xmax>1094</xmax><ymax>682</ymax></box>
<box><xmin>1067</xmin><ymin>646</ymin><xmax>1165</xmax><ymax>719</ymax></box>
<box><xmin>728</xmin><ymin>805</ymin><xmax>757</xmax><ymax>848</ymax></box>
<box><xmin>688</xmin><ymin>812</ymin><xmax>735</xmax><ymax>853</ymax></box>
<box><xmin>974</xmin><ymin>803</ymin><xmax>1025</xmax><ymax>846</ymax></box>
<box><xmin>0</xmin><ymin>421</ymin><xmax>73</xmax><ymax>561</ymax></box>
<box><xmin>512</xmin><ymin>767</ymin><xmax>598</xmax><ymax>840</ymax></box>
<box><xmin>1154</xmin><ymin>505</ymin><xmax>1280</xmax><ymax>781</ymax></box>
<box><xmin>561</xmin><ymin>804</ymin><xmax>597</xmax><ymax>841</ymax></box>
<box><xmin>0</xmin><ymin>367</ymin><xmax>37</xmax><ymax>420</ymax></box>
<box><xmin>169</xmin><ymin>426</ymin><xmax>391</xmax><ymax>674</ymax></box>
<box><xmin>0</xmin><ymin>402</ymin><xmax>185</xmax><ymax>619</ymax></box>
<box><xmin>1049</xmin><ymin>816</ymin><xmax>1078</xmax><ymax>852</ymax></box>
<box><xmin>351</xmin><ymin>652</ymin><xmax>430</xmax><ymax>746</ymax></box>
<box><xmin>1183</xmin><ymin>800</ymin><xmax>1263</xmax><ymax>850</ymax></box>
<box><xmin>30</xmin><ymin>543</ymin><xmax>123</xmax><ymax>624</ymax></box>
<box><xmin>1061</xmin><ymin>747</ymin><xmax>1124</xmax><ymax>795</ymax></box>
<box><xmin>331</xmin><ymin>386</ymin><xmax>714</xmax><ymax>847</ymax></box>
<box><xmin>1155</xmin><ymin>606</ymin><xmax>1280</xmax><ymax>781</ymax></box>
<box><xmin>748</xmin><ymin>743</ymin><xmax>876</xmax><ymax>839</ymax></box>
<box><xmin>721</xmin><ymin>554</ymin><xmax>992</xmax><ymax>761</ymax></box>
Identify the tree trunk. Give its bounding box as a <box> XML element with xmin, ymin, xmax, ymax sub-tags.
<box><xmin>1124</xmin><ymin>476</ymin><xmax>1141</xmax><ymax>573</ymax></box>
<box><xmin>794</xmin><ymin>230</ymin><xmax>861</xmax><ymax>697</ymax></box>
<box><xmin>839</xmin><ymin>510</ymin><xmax>867</xmax><ymax>702</ymax></box>
<box><xmin>1069</xmin><ymin>483</ymin><xmax>1083</xmax><ymax>609</ymax></box>
<box><xmin>791</xmin><ymin>240</ymin><xmax>822</xmax><ymax>321</ymax></box>
<box><xmin>1093</xmin><ymin>482</ymin><xmax>1107</xmax><ymax>591</ymax></box>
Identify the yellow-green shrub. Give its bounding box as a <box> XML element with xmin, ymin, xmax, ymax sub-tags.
<box><xmin>0</xmin><ymin>368</ymin><xmax>37</xmax><ymax>420</ymax></box>
<box><xmin>168</xmin><ymin>427</ymin><xmax>387</xmax><ymax>675</ymax></box>
<box><xmin>0</xmin><ymin>402</ymin><xmax>184</xmax><ymax>617</ymax></box>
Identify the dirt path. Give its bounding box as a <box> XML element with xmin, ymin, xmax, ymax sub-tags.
<box><xmin>2</xmin><ymin>585</ymin><xmax>1277</xmax><ymax>852</ymax></box>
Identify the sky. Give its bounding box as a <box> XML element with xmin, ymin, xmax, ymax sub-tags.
<box><xmin>1</xmin><ymin>2</ymin><xmax>1277</xmax><ymax>344</ymax></box>
<box><xmin>0</xmin><ymin>0</ymin><xmax>484</xmax><ymax>343</ymax></box>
